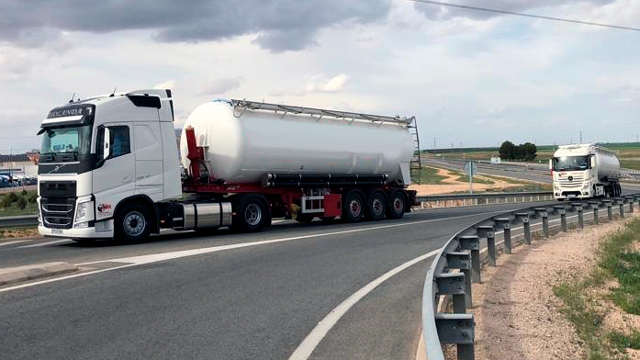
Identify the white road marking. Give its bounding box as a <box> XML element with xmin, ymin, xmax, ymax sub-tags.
<box><xmin>17</xmin><ymin>239</ymin><xmax>73</xmax><ymax>249</ymax></box>
<box><xmin>288</xmin><ymin>249</ymin><xmax>440</xmax><ymax>360</ymax></box>
<box><xmin>1</xmin><ymin>209</ymin><xmax>508</xmax><ymax>293</ymax></box>
<box><xmin>0</xmin><ymin>240</ymin><xmax>31</xmax><ymax>247</ymax></box>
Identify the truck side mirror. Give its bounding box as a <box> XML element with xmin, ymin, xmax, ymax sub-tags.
<box><xmin>590</xmin><ymin>156</ymin><xmax>596</xmax><ymax>168</ymax></box>
<box><xmin>103</xmin><ymin>127</ymin><xmax>111</xmax><ymax>160</ymax></box>
<box><xmin>548</xmin><ymin>159</ymin><xmax>553</xmax><ymax>170</ymax></box>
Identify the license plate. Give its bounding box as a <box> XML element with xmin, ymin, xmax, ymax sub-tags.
<box><xmin>51</xmin><ymin>228</ymin><xmax>64</xmax><ymax>235</ymax></box>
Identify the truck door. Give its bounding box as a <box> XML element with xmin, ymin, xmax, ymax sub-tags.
<box><xmin>93</xmin><ymin>123</ymin><xmax>135</xmax><ymax>222</ymax></box>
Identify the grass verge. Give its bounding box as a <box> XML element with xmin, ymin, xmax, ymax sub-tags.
<box><xmin>412</xmin><ymin>166</ymin><xmax>448</xmax><ymax>184</ymax></box>
<box><xmin>0</xmin><ymin>190</ymin><xmax>38</xmax><ymax>217</ymax></box>
<box><xmin>553</xmin><ymin>219</ymin><xmax>640</xmax><ymax>360</ymax></box>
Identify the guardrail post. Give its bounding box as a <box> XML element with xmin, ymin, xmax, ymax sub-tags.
<box><xmin>516</xmin><ymin>212</ymin><xmax>531</xmax><ymax>245</ymax></box>
<box><xmin>477</xmin><ymin>225</ymin><xmax>496</xmax><ymax>267</ymax></box>
<box><xmin>589</xmin><ymin>201</ymin><xmax>600</xmax><ymax>224</ymax></box>
<box><xmin>571</xmin><ymin>202</ymin><xmax>584</xmax><ymax>229</ymax></box>
<box><xmin>604</xmin><ymin>200</ymin><xmax>613</xmax><ymax>221</ymax></box>
<box><xmin>435</xmin><ymin>314</ymin><xmax>474</xmax><ymax>360</ymax></box>
<box><xmin>628</xmin><ymin>196</ymin><xmax>634</xmax><ymax>213</ymax></box>
<box><xmin>435</xmin><ymin>273</ymin><xmax>467</xmax><ymax>314</ymax></box>
<box><xmin>446</xmin><ymin>251</ymin><xmax>473</xmax><ymax>308</ymax></box>
<box><xmin>494</xmin><ymin>218</ymin><xmax>511</xmax><ymax>254</ymax></box>
<box><xmin>459</xmin><ymin>236</ymin><xmax>481</xmax><ymax>284</ymax></box>
<box><xmin>554</xmin><ymin>205</ymin><xmax>567</xmax><ymax>232</ymax></box>
<box><xmin>618</xmin><ymin>199</ymin><xmax>625</xmax><ymax>218</ymax></box>
<box><xmin>535</xmin><ymin>208</ymin><xmax>549</xmax><ymax>238</ymax></box>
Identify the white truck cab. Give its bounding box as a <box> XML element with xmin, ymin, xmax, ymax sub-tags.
<box><xmin>37</xmin><ymin>89</ymin><xmax>181</xmax><ymax>240</ymax></box>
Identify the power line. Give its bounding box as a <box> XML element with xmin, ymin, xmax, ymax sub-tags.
<box><xmin>405</xmin><ymin>0</ymin><xmax>640</xmax><ymax>32</ymax></box>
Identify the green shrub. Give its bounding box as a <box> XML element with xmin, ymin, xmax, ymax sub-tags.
<box><xmin>21</xmin><ymin>189</ymin><xmax>27</xmax><ymax>196</ymax></box>
<box><xmin>28</xmin><ymin>194</ymin><xmax>37</xmax><ymax>203</ymax></box>
<box><xmin>16</xmin><ymin>197</ymin><xmax>27</xmax><ymax>210</ymax></box>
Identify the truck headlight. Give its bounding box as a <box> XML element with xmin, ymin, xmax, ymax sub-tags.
<box><xmin>75</xmin><ymin>201</ymin><xmax>94</xmax><ymax>223</ymax></box>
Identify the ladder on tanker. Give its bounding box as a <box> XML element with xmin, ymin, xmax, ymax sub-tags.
<box><xmin>231</xmin><ymin>99</ymin><xmax>414</xmax><ymax>125</ymax></box>
<box><xmin>409</xmin><ymin>121</ymin><xmax>422</xmax><ymax>184</ymax></box>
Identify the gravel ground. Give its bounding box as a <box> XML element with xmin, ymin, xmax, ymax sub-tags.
<box><xmin>471</xmin><ymin>213</ymin><xmax>640</xmax><ymax>360</ymax></box>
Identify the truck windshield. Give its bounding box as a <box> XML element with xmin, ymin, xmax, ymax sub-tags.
<box><xmin>40</xmin><ymin>125</ymin><xmax>92</xmax><ymax>160</ymax></box>
<box><xmin>553</xmin><ymin>155</ymin><xmax>590</xmax><ymax>171</ymax></box>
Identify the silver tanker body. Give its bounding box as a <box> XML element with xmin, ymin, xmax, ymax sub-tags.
<box><xmin>593</xmin><ymin>148</ymin><xmax>620</xmax><ymax>181</ymax></box>
<box><xmin>180</xmin><ymin>100</ymin><xmax>416</xmax><ymax>185</ymax></box>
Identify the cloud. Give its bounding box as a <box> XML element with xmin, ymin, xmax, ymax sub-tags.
<box><xmin>306</xmin><ymin>74</ymin><xmax>350</xmax><ymax>93</ymax></box>
<box><xmin>197</xmin><ymin>77</ymin><xmax>244</xmax><ymax>95</ymax></box>
<box><xmin>0</xmin><ymin>0</ymin><xmax>391</xmax><ymax>52</ymax></box>
<box><xmin>154</xmin><ymin>80</ymin><xmax>176</xmax><ymax>90</ymax></box>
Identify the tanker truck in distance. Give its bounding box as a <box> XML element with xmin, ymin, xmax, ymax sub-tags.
<box><xmin>36</xmin><ymin>89</ymin><xmax>419</xmax><ymax>242</ymax></box>
<box><xmin>550</xmin><ymin>144</ymin><xmax>621</xmax><ymax>201</ymax></box>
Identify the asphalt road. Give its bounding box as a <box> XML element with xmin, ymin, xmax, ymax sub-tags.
<box><xmin>423</xmin><ymin>158</ymin><xmax>552</xmax><ymax>183</ymax></box>
<box><xmin>0</xmin><ymin>191</ymin><xmax>637</xmax><ymax>360</ymax></box>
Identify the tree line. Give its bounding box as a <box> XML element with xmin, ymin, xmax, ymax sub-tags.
<box><xmin>499</xmin><ymin>141</ymin><xmax>537</xmax><ymax>161</ymax></box>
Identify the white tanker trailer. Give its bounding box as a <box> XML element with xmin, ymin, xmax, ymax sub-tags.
<box><xmin>36</xmin><ymin>89</ymin><xmax>419</xmax><ymax>242</ymax></box>
<box><xmin>550</xmin><ymin>144</ymin><xmax>621</xmax><ymax>201</ymax></box>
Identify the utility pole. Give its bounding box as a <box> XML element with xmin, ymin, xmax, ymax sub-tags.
<box><xmin>9</xmin><ymin>146</ymin><xmax>13</xmax><ymax>189</ymax></box>
<box><xmin>433</xmin><ymin>137</ymin><xmax>436</xmax><ymax>150</ymax></box>
<box><xmin>579</xmin><ymin>131</ymin><xmax>582</xmax><ymax>144</ymax></box>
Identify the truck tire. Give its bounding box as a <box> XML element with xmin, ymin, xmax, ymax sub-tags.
<box><xmin>366</xmin><ymin>190</ymin><xmax>387</xmax><ymax>221</ymax></box>
<box><xmin>342</xmin><ymin>190</ymin><xmax>365</xmax><ymax>223</ymax></box>
<box><xmin>231</xmin><ymin>195</ymin><xmax>270</xmax><ymax>232</ymax></box>
<box><xmin>386</xmin><ymin>190</ymin><xmax>406</xmax><ymax>219</ymax></box>
<box><xmin>115</xmin><ymin>203</ymin><xmax>151</xmax><ymax>243</ymax></box>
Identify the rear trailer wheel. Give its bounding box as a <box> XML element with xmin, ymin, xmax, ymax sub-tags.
<box><xmin>231</xmin><ymin>195</ymin><xmax>270</xmax><ymax>233</ymax></box>
<box><xmin>386</xmin><ymin>190</ymin><xmax>406</xmax><ymax>219</ymax></box>
<box><xmin>342</xmin><ymin>191</ymin><xmax>365</xmax><ymax>223</ymax></box>
<box><xmin>366</xmin><ymin>191</ymin><xmax>387</xmax><ymax>221</ymax></box>
<box><xmin>115</xmin><ymin>203</ymin><xmax>151</xmax><ymax>242</ymax></box>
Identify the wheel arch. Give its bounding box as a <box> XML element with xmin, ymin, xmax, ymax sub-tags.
<box><xmin>113</xmin><ymin>195</ymin><xmax>158</xmax><ymax>233</ymax></box>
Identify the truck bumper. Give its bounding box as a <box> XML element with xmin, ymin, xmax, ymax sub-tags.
<box><xmin>38</xmin><ymin>220</ymin><xmax>114</xmax><ymax>239</ymax></box>
<box><xmin>554</xmin><ymin>189</ymin><xmax>592</xmax><ymax>200</ymax></box>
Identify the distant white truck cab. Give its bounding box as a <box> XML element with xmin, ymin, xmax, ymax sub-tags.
<box><xmin>550</xmin><ymin>144</ymin><xmax>621</xmax><ymax>201</ymax></box>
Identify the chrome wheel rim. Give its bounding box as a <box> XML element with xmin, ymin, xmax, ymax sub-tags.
<box><xmin>372</xmin><ymin>198</ymin><xmax>384</xmax><ymax>216</ymax></box>
<box><xmin>350</xmin><ymin>199</ymin><xmax>362</xmax><ymax>217</ymax></box>
<box><xmin>393</xmin><ymin>197</ymin><xmax>404</xmax><ymax>212</ymax></box>
<box><xmin>245</xmin><ymin>204</ymin><xmax>262</xmax><ymax>226</ymax></box>
<box><xmin>123</xmin><ymin>211</ymin><xmax>145</xmax><ymax>237</ymax></box>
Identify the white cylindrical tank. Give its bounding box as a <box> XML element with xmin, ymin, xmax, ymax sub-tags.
<box><xmin>180</xmin><ymin>100</ymin><xmax>415</xmax><ymax>185</ymax></box>
<box><xmin>594</xmin><ymin>148</ymin><xmax>620</xmax><ymax>181</ymax></box>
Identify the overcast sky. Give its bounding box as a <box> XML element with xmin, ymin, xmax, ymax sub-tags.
<box><xmin>1</xmin><ymin>0</ymin><xmax>639</xmax><ymax>154</ymax></box>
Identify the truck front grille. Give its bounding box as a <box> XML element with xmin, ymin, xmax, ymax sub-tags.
<box><xmin>557</xmin><ymin>175</ymin><xmax>584</xmax><ymax>188</ymax></box>
<box><xmin>41</xmin><ymin>197</ymin><xmax>75</xmax><ymax>229</ymax></box>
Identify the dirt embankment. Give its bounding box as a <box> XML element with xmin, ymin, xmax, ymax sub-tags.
<box><xmin>473</xmin><ymin>214</ymin><xmax>640</xmax><ymax>360</ymax></box>
<box><xmin>409</xmin><ymin>168</ymin><xmax>522</xmax><ymax>196</ymax></box>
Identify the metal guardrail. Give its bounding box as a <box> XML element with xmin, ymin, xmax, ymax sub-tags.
<box><xmin>422</xmin><ymin>193</ymin><xmax>640</xmax><ymax>360</ymax></box>
<box><xmin>415</xmin><ymin>191</ymin><xmax>553</xmax><ymax>209</ymax></box>
<box><xmin>0</xmin><ymin>215</ymin><xmax>38</xmax><ymax>229</ymax></box>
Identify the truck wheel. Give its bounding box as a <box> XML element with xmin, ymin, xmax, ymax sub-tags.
<box><xmin>231</xmin><ymin>195</ymin><xmax>270</xmax><ymax>232</ymax></box>
<box><xmin>342</xmin><ymin>190</ymin><xmax>365</xmax><ymax>223</ymax></box>
<box><xmin>387</xmin><ymin>190</ymin><xmax>406</xmax><ymax>219</ymax></box>
<box><xmin>366</xmin><ymin>191</ymin><xmax>387</xmax><ymax>221</ymax></box>
<box><xmin>115</xmin><ymin>203</ymin><xmax>151</xmax><ymax>242</ymax></box>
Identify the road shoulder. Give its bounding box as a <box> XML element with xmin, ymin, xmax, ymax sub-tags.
<box><xmin>472</xmin><ymin>213</ymin><xmax>640</xmax><ymax>360</ymax></box>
